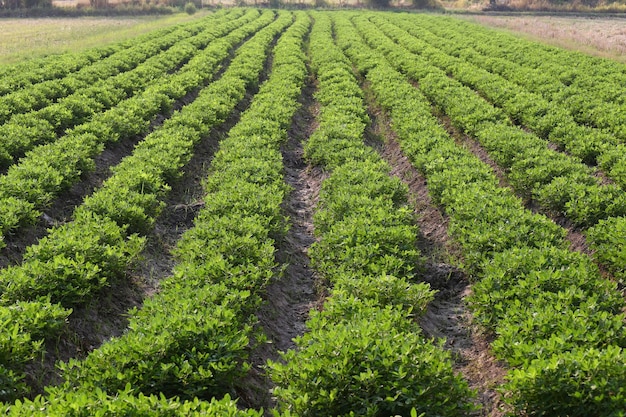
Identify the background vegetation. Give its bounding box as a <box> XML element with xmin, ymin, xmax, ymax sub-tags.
<box><xmin>0</xmin><ymin>0</ymin><xmax>440</xmax><ymax>13</ymax></box>
<box><xmin>0</xmin><ymin>13</ymin><xmax>208</xmax><ymax>64</ymax></box>
<box><xmin>442</xmin><ymin>0</ymin><xmax>626</xmax><ymax>11</ymax></box>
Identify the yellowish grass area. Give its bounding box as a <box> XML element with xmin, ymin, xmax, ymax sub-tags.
<box><xmin>0</xmin><ymin>11</ymin><xmax>209</xmax><ymax>65</ymax></box>
<box><xmin>461</xmin><ymin>14</ymin><xmax>626</xmax><ymax>63</ymax></box>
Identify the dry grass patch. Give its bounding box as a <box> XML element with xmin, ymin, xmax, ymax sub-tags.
<box><xmin>462</xmin><ymin>14</ymin><xmax>626</xmax><ymax>62</ymax></box>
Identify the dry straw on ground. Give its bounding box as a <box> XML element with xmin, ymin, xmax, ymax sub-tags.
<box><xmin>463</xmin><ymin>14</ymin><xmax>626</xmax><ymax>62</ymax></box>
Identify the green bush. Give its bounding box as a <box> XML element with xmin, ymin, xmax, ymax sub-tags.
<box><xmin>184</xmin><ymin>1</ymin><xmax>196</xmax><ymax>14</ymax></box>
<box><xmin>469</xmin><ymin>246</ymin><xmax>623</xmax><ymax>329</ymax></box>
<box><xmin>273</xmin><ymin>14</ymin><xmax>477</xmax><ymax>417</ymax></box>
<box><xmin>269</xmin><ymin>301</ymin><xmax>476</xmax><ymax>417</ymax></box>
<box><xmin>346</xmin><ymin>12</ymin><xmax>626</xmax><ymax>417</ymax></box>
<box><xmin>0</xmin><ymin>212</ymin><xmax>143</xmax><ymax>306</ymax></box>
<box><xmin>60</xmin><ymin>285</ymin><xmax>254</xmax><ymax>399</ymax></box>
<box><xmin>0</xmin><ymin>365</ymin><xmax>27</xmax><ymax>404</ymax></box>
<box><xmin>506</xmin><ymin>346</ymin><xmax>626</xmax><ymax>417</ymax></box>
<box><xmin>0</xmin><ymin>300</ymin><xmax>68</xmax><ymax>402</ymax></box>
<box><xmin>54</xmin><ymin>11</ymin><xmax>305</xmax><ymax>402</ymax></box>
<box><xmin>6</xmin><ymin>389</ymin><xmax>262</xmax><ymax>416</ymax></box>
<box><xmin>587</xmin><ymin>216</ymin><xmax>626</xmax><ymax>281</ymax></box>
<box><xmin>492</xmin><ymin>294</ymin><xmax>626</xmax><ymax>365</ymax></box>
<box><xmin>333</xmin><ymin>273</ymin><xmax>434</xmax><ymax>314</ymax></box>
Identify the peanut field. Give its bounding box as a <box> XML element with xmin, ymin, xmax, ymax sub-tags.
<box><xmin>0</xmin><ymin>9</ymin><xmax>625</xmax><ymax>416</ymax></box>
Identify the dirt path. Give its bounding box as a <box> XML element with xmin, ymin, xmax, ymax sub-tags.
<box><xmin>365</xmin><ymin>91</ymin><xmax>508</xmax><ymax>417</ymax></box>
<box><xmin>237</xmin><ymin>75</ymin><xmax>324</xmax><ymax>412</ymax></box>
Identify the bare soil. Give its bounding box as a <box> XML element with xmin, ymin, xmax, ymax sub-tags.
<box><xmin>364</xmin><ymin>87</ymin><xmax>508</xmax><ymax>417</ymax></box>
<box><xmin>237</xmin><ymin>76</ymin><xmax>324</xmax><ymax>411</ymax></box>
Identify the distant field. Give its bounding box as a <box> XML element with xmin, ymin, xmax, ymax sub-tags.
<box><xmin>0</xmin><ymin>12</ymin><xmax>209</xmax><ymax>65</ymax></box>
<box><xmin>463</xmin><ymin>14</ymin><xmax>626</xmax><ymax>62</ymax></box>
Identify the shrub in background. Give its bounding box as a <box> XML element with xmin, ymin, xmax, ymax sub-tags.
<box><xmin>184</xmin><ymin>1</ymin><xmax>196</xmax><ymax>13</ymax></box>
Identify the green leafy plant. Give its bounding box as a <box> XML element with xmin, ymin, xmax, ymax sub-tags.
<box><xmin>53</xmin><ymin>12</ymin><xmax>307</xmax><ymax>404</ymax></box>
<box><xmin>269</xmin><ymin>15</ymin><xmax>476</xmax><ymax>417</ymax></box>
<box><xmin>587</xmin><ymin>217</ymin><xmax>626</xmax><ymax>281</ymax></box>
<box><xmin>344</xmin><ymin>13</ymin><xmax>626</xmax><ymax>416</ymax></box>
<box><xmin>270</xmin><ymin>302</ymin><xmax>474</xmax><ymax>417</ymax></box>
<box><xmin>505</xmin><ymin>346</ymin><xmax>626</xmax><ymax>417</ymax></box>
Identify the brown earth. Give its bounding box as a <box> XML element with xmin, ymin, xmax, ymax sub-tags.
<box><xmin>364</xmin><ymin>86</ymin><xmax>509</xmax><ymax>417</ymax></box>
<box><xmin>237</xmin><ymin>75</ymin><xmax>325</xmax><ymax>411</ymax></box>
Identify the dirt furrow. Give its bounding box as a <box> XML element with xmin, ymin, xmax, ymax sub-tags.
<box><xmin>236</xmin><ymin>72</ymin><xmax>324</xmax><ymax>412</ymax></box>
<box><xmin>365</xmin><ymin>90</ymin><xmax>508</xmax><ymax>417</ymax></box>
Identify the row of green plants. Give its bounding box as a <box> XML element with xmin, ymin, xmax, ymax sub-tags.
<box><xmin>404</xmin><ymin>13</ymin><xmax>626</xmax><ymax>92</ymax></box>
<box><xmin>0</xmin><ymin>37</ymin><xmax>124</xmax><ymax>96</ymax></box>
<box><xmin>267</xmin><ymin>13</ymin><xmax>476</xmax><ymax>417</ymax></box>
<box><xmin>0</xmin><ymin>10</ymin><xmax>234</xmax><ymax>126</ymax></box>
<box><xmin>414</xmin><ymin>14</ymin><xmax>626</xmax><ymax>95</ymax></box>
<box><xmin>0</xmin><ymin>11</ymin><xmax>221</xmax><ymax>96</ymax></box>
<box><xmin>587</xmin><ymin>216</ymin><xmax>626</xmax><ymax>281</ymax></box>
<box><xmin>352</xmin><ymin>15</ymin><xmax>626</xmax><ymax>283</ymax></box>
<box><xmin>372</xmin><ymin>13</ymin><xmax>626</xmax><ymax>287</ymax></box>
<box><xmin>404</xmin><ymin>15</ymin><xmax>626</xmax><ymax>142</ymax></box>
<box><xmin>0</xmin><ymin>10</ymin><xmax>253</xmax><ymax>170</ymax></box>
<box><xmin>2</xmin><ymin>11</ymin><xmax>309</xmax><ymax>414</ymax></box>
<box><xmin>356</xmin><ymin>15</ymin><xmax>626</xmax><ymax>227</ymax></box>
<box><xmin>4</xmin><ymin>390</ymin><xmax>262</xmax><ymax>416</ymax></box>
<box><xmin>339</xmin><ymin>12</ymin><xmax>626</xmax><ymax>416</ymax></box>
<box><xmin>380</xmin><ymin>15</ymin><xmax>622</xmax><ymax>172</ymax></box>
<box><xmin>383</xmin><ymin>15</ymin><xmax>626</xmax><ymax>197</ymax></box>
<box><xmin>0</xmin><ymin>10</ymin><xmax>280</xmax><ymax>402</ymax></box>
<box><xmin>0</xmin><ymin>9</ymin><xmax>269</xmax><ymax>249</ymax></box>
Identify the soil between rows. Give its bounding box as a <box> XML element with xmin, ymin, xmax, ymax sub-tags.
<box><xmin>236</xmin><ymin>67</ymin><xmax>324</xmax><ymax>412</ymax></box>
<box><xmin>20</xmin><ymin>26</ymin><xmax>279</xmax><ymax>397</ymax></box>
<box><xmin>363</xmin><ymin>88</ymin><xmax>508</xmax><ymax>417</ymax></box>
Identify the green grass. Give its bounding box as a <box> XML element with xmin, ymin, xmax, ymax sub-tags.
<box><xmin>0</xmin><ymin>11</ymin><xmax>210</xmax><ymax>66</ymax></box>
